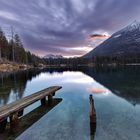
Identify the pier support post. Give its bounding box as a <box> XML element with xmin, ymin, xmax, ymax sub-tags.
<box><xmin>18</xmin><ymin>110</ymin><xmax>24</xmax><ymax>117</ymax></box>
<box><xmin>52</xmin><ymin>92</ymin><xmax>55</xmax><ymax>96</ymax></box>
<box><xmin>9</xmin><ymin>112</ymin><xmax>19</xmax><ymax>132</ymax></box>
<box><xmin>48</xmin><ymin>95</ymin><xmax>53</xmax><ymax>106</ymax></box>
<box><xmin>0</xmin><ymin>118</ymin><xmax>7</xmax><ymax>133</ymax></box>
<box><xmin>89</xmin><ymin>94</ymin><xmax>96</xmax><ymax>135</ymax></box>
<box><xmin>41</xmin><ymin>98</ymin><xmax>46</xmax><ymax>106</ymax></box>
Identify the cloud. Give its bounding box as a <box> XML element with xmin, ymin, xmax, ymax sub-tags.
<box><xmin>0</xmin><ymin>0</ymin><xmax>140</xmax><ymax>57</ymax></box>
<box><xmin>0</xmin><ymin>11</ymin><xmax>18</xmax><ymax>21</ymax></box>
<box><xmin>87</xmin><ymin>87</ymin><xmax>107</xmax><ymax>94</ymax></box>
<box><xmin>87</xmin><ymin>33</ymin><xmax>110</xmax><ymax>52</ymax></box>
<box><xmin>90</xmin><ymin>34</ymin><xmax>110</xmax><ymax>39</ymax></box>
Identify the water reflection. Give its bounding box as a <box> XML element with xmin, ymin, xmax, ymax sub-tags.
<box><xmin>0</xmin><ymin>98</ymin><xmax>62</xmax><ymax>140</ymax></box>
<box><xmin>0</xmin><ymin>68</ymin><xmax>92</xmax><ymax>106</ymax></box>
<box><xmin>87</xmin><ymin>87</ymin><xmax>108</xmax><ymax>95</ymax></box>
<box><xmin>1</xmin><ymin>66</ymin><xmax>140</xmax><ymax>107</ymax></box>
<box><xmin>0</xmin><ymin>67</ymin><xmax>140</xmax><ymax>140</ymax></box>
<box><xmin>0</xmin><ymin>69</ymin><xmax>42</xmax><ymax>106</ymax></box>
<box><xmin>82</xmin><ymin>66</ymin><xmax>140</xmax><ymax>106</ymax></box>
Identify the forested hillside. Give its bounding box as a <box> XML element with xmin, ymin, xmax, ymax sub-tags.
<box><xmin>0</xmin><ymin>27</ymin><xmax>45</xmax><ymax>65</ymax></box>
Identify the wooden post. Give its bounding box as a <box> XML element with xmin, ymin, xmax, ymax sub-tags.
<box><xmin>89</xmin><ymin>94</ymin><xmax>96</xmax><ymax>135</ymax></box>
<box><xmin>18</xmin><ymin>110</ymin><xmax>24</xmax><ymax>117</ymax></box>
<box><xmin>48</xmin><ymin>95</ymin><xmax>53</xmax><ymax>106</ymax></box>
<box><xmin>9</xmin><ymin>112</ymin><xmax>19</xmax><ymax>132</ymax></box>
<box><xmin>0</xmin><ymin>118</ymin><xmax>7</xmax><ymax>133</ymax></box>
<box><xmin>52</xmin><ymin>92</ymin><xmax>55</xmax><ymax>96</ymax></box>
<box><xmin>41</xmin><ymin>98</ymin><xmax>46</xmax><ymax>106</ymax></box>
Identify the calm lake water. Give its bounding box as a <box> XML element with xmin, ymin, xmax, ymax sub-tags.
<box><xmin>0</xmin><ymin>67</ymin><xmax>140</xmax><ymax>140</ymax></box>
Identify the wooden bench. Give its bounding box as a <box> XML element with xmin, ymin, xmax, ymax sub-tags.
<box><xmin>0</xmin><ymin>86</ymin><xmax>62</xmax><ymax>132</ymax></box>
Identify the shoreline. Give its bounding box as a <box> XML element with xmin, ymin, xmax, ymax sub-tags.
<box><xmin>0</xmin><ymin>63</ymin><xmax>34</xmax><ymax>73</ymax></box>
<box><xmin>1</xmin><ymin>62</ymin><xmax>140</xmax><ymax>73</ymax></box>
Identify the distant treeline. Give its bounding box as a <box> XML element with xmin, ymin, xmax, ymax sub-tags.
<box><xmin>45</xmin><ymin>55</ymin><xmax>140</xmax><ymax>67</ymax></box>
<box><xmin>0</xmin><ymin>27</ymin><xmax>45</xmax><ymax>65</ymax></box>
<box><xmin>90</xmin><ymin>56</ymin><xmax>140</xmax><ymax>64</ymax></box>
<box><xmin>1</xmin><ymin>27</ymin><xmax>139</xmax><ymax>67</ymax></box>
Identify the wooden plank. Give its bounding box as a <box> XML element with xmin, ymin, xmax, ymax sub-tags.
<box><xmin>89</xmin><ymin>94</ymin><xmax>96</xmax><ymax>135</ymax></box>
<box><xmin>0</xmin><ymin>86</ymin><xmax>62</xmax><ymax>120</ymax></box>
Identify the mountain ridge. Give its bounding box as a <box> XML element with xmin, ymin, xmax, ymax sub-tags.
<box><xmin>84</xmin><ymin>21</ymin><xmax>140</xmax><ymax>58</ymax></box>
<box><xmin>44</xmin><ymin>54</ymin><xmax>63</xmax><ymax>59</ymax></box>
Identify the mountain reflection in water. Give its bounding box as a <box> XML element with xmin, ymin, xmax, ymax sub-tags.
<box><xmin>0</xmin><ymin>67</ymin><xmax>139</xmax><ymax>140</ymax></box>
<box><xmin>83</xmin><ymin>66</ymin><xmax>140</xmax><ymax>106</ymax></box>
<box><xmin>0</xmin><ymin>69</ymin><xmax>42</xmax><ymax>106</ymax></box>
<box><xmin>0</xmin><ymin>66</ymin><xmax>140</xmax><ymax>107</ymax></box>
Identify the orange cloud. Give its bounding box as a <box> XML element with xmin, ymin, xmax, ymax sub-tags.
<box><xmin>87</xmin><ymin>87</ymin><xmax>107</xmax><ymax>94</ymax></box>
<box><xmin>89</xmin><ymin>34</ymin><xmax>110</xmax><ymax>40</ymax></box>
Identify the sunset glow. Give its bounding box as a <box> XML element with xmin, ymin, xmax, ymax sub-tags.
<box><xmin>0</xmin><ymin>0</ymin><xmax>140</xmax><ymax>57</ymax></box>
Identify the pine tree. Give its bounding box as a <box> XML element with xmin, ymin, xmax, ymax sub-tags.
<box><xmin>14</xmin><ymin>34</ymin><xmax>26</xmax><ymax>63</ymax></box>
<box><xmin>14</xmin><ymin>34</ymin><xmax>23</xmax><ymax>48</ymax></box>
<box><xmin>0</xmin><ymin>27</ymin><xmax>44</xmax><ymax>65</ymax></box>
<box><xmin>0</xmin><ymin>28</ymin><xmax>8</xmax><ymax>59</ymax></box>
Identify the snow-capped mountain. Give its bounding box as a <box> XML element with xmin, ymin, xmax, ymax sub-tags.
<box><xmin>112</xmin><ymin>20</ymin><xmax>140</xmax><ymax>38</ymax></box>
<box><xmin>44</xmin><ymin>54</ymin><xmax>63</xmax><ymax>59</ymax></box>
<box><xmin>84</xmin><ymin>21</ymin><xmax>140</xmax><ymax>58</ymax></box>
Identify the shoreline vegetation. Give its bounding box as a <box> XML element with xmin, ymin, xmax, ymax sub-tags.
<box><xmin>0</xmin><ymin>27</ymin><xmax>46</xmax><ymax>73</ymax></box>
<box><xmin>1</xmin><ymin>58</ymin><xmax>140</xmax><ymax>73</ymax></box>
<box><xmin>0</xmin><ymin>58</ymin><xmax>33</xmax><ymax>73</ymax></box>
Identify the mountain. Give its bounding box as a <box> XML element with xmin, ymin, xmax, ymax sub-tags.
<box><xmin>84</xmin><ymin>21</ymin><xmax>140</xmax><ymax>58</ymax></box>
<box><xmin>44</xmin><ymin>54</ymin><xmax>63</xmax><ymax>59</ymax></box>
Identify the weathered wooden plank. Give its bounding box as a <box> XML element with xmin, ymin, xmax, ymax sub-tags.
<box><xmin>0</xmin><ymin>86</ymin><xmax>62</xmax><ymax>120</ymax></box>
<box><xmin>89</xmin><ymin>94</ymin><xmax>96</xmax><ymax>135</ymax></box>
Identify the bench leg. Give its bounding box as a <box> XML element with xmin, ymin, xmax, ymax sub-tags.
<box><xmin>48</xmin><ymin>95</ymin><xmax>53</xmax><ymax>106</ymax></box>
<box><xmin>18</xmin><ymin>110</ymin><xmax>24</xmax><ymax>117</ymax></box>
<box><xmin>52</xmin><ymin>92</ymin><xmax>55</xmax><ymax>96</ymax></box>
<box><xmin>41</xmin><ymin>98</ymin><xmax>46</xmax><ymax>106</ymax></box>
<box><xmin>0</xmin><ymin>118</ymin><xmax>7</xmax><ymax>133</ymax></box>
<box><xmin>9</xmin><ymin>112</ymin><xmax>19</xmax><ymax>132</ymax></box>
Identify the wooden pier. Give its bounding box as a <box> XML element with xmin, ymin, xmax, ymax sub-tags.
<box><xmin>89</xmin><ymin>94</ymin><xmax>96</xmax><ymax>136</ymax></box>
<box><xmin>0</xmin><ymin>86</ymin><xmax>62</xmax><ymax>133</ymax></box>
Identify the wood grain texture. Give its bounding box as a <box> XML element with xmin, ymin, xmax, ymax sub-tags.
<box><xmin>0</xmin><ymin>86</ymin><xmax>62</xmax><ymax>121</ymax></box>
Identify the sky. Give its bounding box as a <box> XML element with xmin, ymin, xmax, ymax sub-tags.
<box><xmin>0</xmin><ymin>0</ymin><xmax>140</xmax><ymax>57</ymax></box>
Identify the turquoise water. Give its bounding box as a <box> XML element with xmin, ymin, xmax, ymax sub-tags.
<box><xmin>0</xmin><ymin>68</ymin><xmax>140</xmax><ymax>140</ymax></box>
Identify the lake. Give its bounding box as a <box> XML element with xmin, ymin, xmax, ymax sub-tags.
<box><xmin>0</xmin><ymin>67</ymin><xmax>140</xmax><ymax>140</ymax></box>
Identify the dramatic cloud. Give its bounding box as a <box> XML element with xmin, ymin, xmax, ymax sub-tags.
<box><xmin>90</xmin><ymin>34</ymin><xmax>110</xmax><ymax>39</ymax></box>
<box><xmin>88</xmin><ymin>33</ymin><xmax>110</xmax><ymax>49</ymax></box>
<box><xmin>0</xmin><ymin>0</ymin><xmax>140</xmax><ymax>57</ymax></box>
